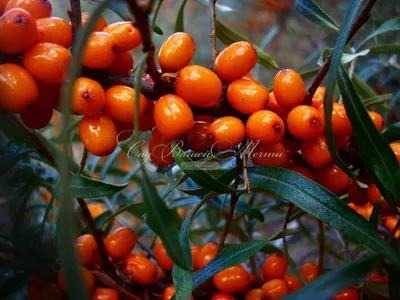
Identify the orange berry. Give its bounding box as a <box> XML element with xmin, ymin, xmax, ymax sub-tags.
<box><xmin>82</xmin><ymin>32</ymin><xmax>119</xmax><ymax>69</ymax></box>
<box><xmin>267</xmin><ymin>92</ymin><xmax>290</xmax><ymax>120</ymax></box>
<box><xmin>191</xmin><ymin>245</ymin><xmax>202</xmax><ymax>271</ymax></box>
<box><xmin>79</xmin><ymin>113</ymin><xmax>117</xmax><ymax>156</ymax></box>
<box><xmin>80</xmin><ymin>12</ymin><xmax>107</xmax><ymax>32</ymax></box>
<box><xmin>23</xmin><ymin>43</ymin><xmax>71</xmax><ymax>84</ymax></box>
<box><xmin>5</xmin><ymin>0</ymin><xmax>51</xmax><ymax>20</ymax></box>
<box><xmin>383</xmin><ymin>216</ymin><xmax>400</xmax><ymax>238</ymax></box>
<box><xmin>369</xmin><ymin>271</ymin><xmax>388</xmax><ymax>284</ymax></box>
<box><xmin>159</xmin><ymin>32</ymin><xmax>196</xmax><ymax>72</ymax></box>
<box><xmin>287</xmin><ymin>105</ymin><xmax>324</xmax><ymax>140</ymax></box>
<box><xmin>125</xmin><ymin>255</ymin><xmax>157</xmax><ymax>285</ymax></box>
<box><xmin>155</xmin><ymin>241</ymin><xmax>174</xmax><ymax>271</ymax></box>
<box><xmin>250</xmin><ymin>142</ymin><xmax>288</xmax><ymax>167</ymax></box>
<box><xmin>315</xmin><ymin>164</ymin><xmax>349</xmax><ymax>194</ymax></box>
<box><xmin>0</xmin><ymin>0</ymin><xmax>8</xmax><ymax>14</ymax></box>
<box><xmin>162</xmin><ymin>286</ymin><xmax>194</xmax><ymax>300</ymax></box>
<box><xmin>227</xmin><ymin>78</ymin><xmax>269</xmax><ymax>114</ymax></box>
<box><xmin>215</xmin><ymin>41</ymin><xmax>258</xmax><ymax>82</ymax></box>
<box><xmin>139</xmin><ymin>100</ymin><xmax>155</xmax><ymax>131</ymax></box>
<box><xmin>319</xmin><ymin>103</ymin><xmax>352</xmax><ymax>137</ymax></box>
<box><xmin>175</xmin><ymin>65</ymin><xmax>222</xmax><ymax>107</ymax></box>
<box><xmin>196</xmin><ymin>242</ymin><xmax>219</xmax><ymax>269</ymax></box>
<box><xmin>335</xmin><ymin>135</ymin><xmax>350</xmax><ymax>149</ymax></box>
<box><xmin>0</xmin><ymin>8</ymin><xmax>36</xmax><ymax>54</ymax></box>
<box><xmin>366</xmin><ymin>184</ymin><xmax>395</xmax><ymax>216</ymax></box>
<box><xmin>261</xmin><ymin>279</ymin><xmax>289</xmax><ymax>300</ymax></box>
<box><xmin>273</xmin><ymin>69</ymin><xmax>305</xmax><ymax>109</ymax></box>
<box><xmin>244</xmin><ymin>288</ymin><xmax>266</xmax><ymax>300</ymax></box>
<box><xmin>211</xmin><ymin>292</ymin><xmax>236</xmax><ymax>300</ymax></box>
<box><xmin>246</xmin><ymin>110</ymin><xmax>284</xmax><ymax>145</ymax></box>
<box><xmin>28</xmin><ymin>276</ymin><xmax>45</xmax><ymax>300</ymax></box>
<box><xmin>300</xmin><ymin>262</ymin><xmax>319</xmax><ymax>282</ymax></box>
<box><xmin>106</xmin><ymin>51</ymin><xmax>133</xmax><ymax>75</ymax></box>
<box><xmin>148</xmin><ymin>127</ymin><xmax>175</xmax><ymax>167</ymax></box>
<box><xmin>331</xmin><ymin>289</ymin><xmax>359</xmax><ymax>300</ymax></box>
<box><xmin>0</xmin><ymin>63</ymin><xmax>38</xmax><ymax>113</ymax></box>
<box><xmin>311</xmin><ymin>86</ymin><xmax>326</xmax><ymax>109</ymax></box>
<box><xmin>72</xmin><ymin>77</ymin><xmax>105</xmax><ymax>115</ymax></box>
<box><xmin>213</xmin><ymin>265</ymin><xmax>250</xmax><ymax>294</ymax></box>
<box><xmin>104</xmin><ymin>227</ymin><xmax>137</xmax><ymax>260</ymax></box>
<box><xmin>76</xmin><ymin>234</ymin><xmax>97</xmax><ymax>251</ymax></box>
<box><xmin>301</xmin><ymin>136</ymin><xmax>332</xmax><ymax>169</ymax></box>
<box><xmin>261</xmin><ymin>252</ymin><xmax>288</xmax><ymax>281</ymax></box>
<box><xmin>154</xmin><ymin>94</ymin><xmax>194</xmax><ymax>140</ymax></box>
<box><xmin>58</xmin><ymin>267</ymin><xmax>95</xmax><ymax>293</ymax></box>
<box><xmin>207</xmin><ymin>116</ymin><xmax>245</xmax><ymax>150</ymax></box>
<box><xmin>104</xmin><ymin>85</ymin><xmax>148</xmax><ymax>123</ymax></box>
<box><xmin>183</xmin><ymin>119</ymin><xmax>212</xmax><ymax>152</ymax></box>
<box><xmin>36</xmin><ymin>17</ymin><xmax>72</xmax><ymax>48</ymax></box>
<box><xmin>76</xmin><ymin>242</ymin><xmax>94</xmax><ymax>266</ymax></box>
<box><xmin>282</xmin><ymin>274</ymin><xmax>303</xmax><ymax>292</ymax></box>
<box><xmin>92</xmin><ymin>287</ymin><xmax>119</xmax><ymax>300</ymax></box>
<box><xmin>20</xmin><ymin>102</ymin><xmax>53</xmax><ymax>129</ymax></box>
<box><xmin>368</xmin><ymin>111</ymin><xmax>384</xmax><ymax>131</ymax></box>
<box><xmin>348</xmin><ymin>179</ymin><xmax>368</xmax><ymax>207</ymax></box>
<box><xmin>289</xmin><ymin>165</ymin><xmax>316</xmax><ymax>181</ymax></box>
<box><xmin>390</xmin><ymin>143</ymin><xmax>400</xmax><ymax>164</ymax></box>
<box><xmin>103</xmin><ymin>21</ymin><xmax>141</xmax><ymax>52</ymax></box>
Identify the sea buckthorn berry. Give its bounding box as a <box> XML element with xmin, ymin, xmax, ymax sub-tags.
<box><xmin>79</xmin><ymin>113</ymin><xmax>117</xmax><ymax>156</ymax></box>
<box><xmin>139</xmin><ymin>100</ymin><xmax>155</xmax><ymax>131</ymax></box>
<box><xmin>184</xmin><ymin>119</ymin><xmax>212</xmax><ymax>152</ymax></box>
<box><xmin>81</xmin><ymin>12</ymin><xmax>107</xmax><ymax>31</ymax></box>
<box><xmin>149</xmin><ymin>128</ymin><xmax>175</xmax><ymax>167</ymax></box>
<box><xmin>191</xmin><ymin>245</ymin><xmax>202</xmax><ymax>271</ymax></box>
<box><xmin>368</xmin><ymin>111</ymin><xmax>384</xmax><ymax>131</ymax></box>
<box><xmin>273</xmin><ymin>69</ymin><xmax>305</xmax><ymax>109</ymax></box>
<box><xmin>227</xmin><ymin>78</ymin><xmax>269</xmax><ymax>115</ymax></box>
<box><xmin>244</xmin><ymin>288</ymin><xmax>266</xmax><ymax>300</ymax></box>
<box><xmin>92</xmin><ymin>287</ymin><xmax>119</xmax><ymax>300</ymax></box>
<box><xmin>196</xmin><ymin>242</ymin><xmax>219</xmax><ymax>269</ymax></box>
<box><xmin>289</xmin><ymin>165</ymin><xmax>316</xmax><ymax>181</ymax></box>
<box><xmin>87</xmin><ymin>203</ymin><xmax>105</xmax><ymax>219</ymax></box>
<box><xmin>36</xmin><ymin>17</ymin><xmax>72</xmax><ymax>48</ymax></box>
<box><xmin>384</xmin><ymin>216</ymin><xmax>400</xmax><ymax>238</ymax></box>
<box><xmin>75</xmin><ymin>242</ymin><xmax>94</xmax><ymax>266</ymax></box>
<box><xmin>246</xmin><ymin>110</ymin><xmax>284</xmax><ymax>145</ymax></box>
<box><xmin>215</xmin><ymin>41</ymin><xmax>258</xmax><ymax>82</ymax></box>
<box><xmin>315</xmin><ymin>164</ymin><xmax>349</xmax><ymax>194</ymax></box>
<box><xmin>175</xmin><ymin>65</ymin><xmax>222</xmax><ymax>107</ymax></box>
<box><xmin>23</xmin><ymin>43</ymin><xmax>71</xmax><ymax>84</ymax></box>
<box><xmin>5</xmin><ymin>0</ymin><xmax>52</xmax><ymax>20</ymax></box>
<box><xmin>162</xmin><ymin>286</ymin><xmax>194</xmax><ymax>300</ymax></box>
<box><xmin>369</xmin><ymin>271</ymin><xmax>388</xmax><ymax>284</ymax></box>
<box><xmin>106</xmin><ymin>51</ymin><xmax>133</xmax><ymax>75</ymax></box>
<box><xmin>335</xmin><ymin>135</ymin><xmax>350</xmax><ymax>149</ymax></box>
<box><xmin>251</xmin><ymin>142</ymin><xmax>288</xmax><ymax>167</ymax></box>
<box><xmin>0</xmin><ymin>8</ymin><xmax>36</xmax><ymax>54</ymax></box>
<box><xmin>58</xmin><ymin>267</ymin><xmax>95</xmax><ymax>293</ymax></box>
<box><xmin>103</xmin><ymin>21</ymin><xmax>141</xmax><ymax>52</ymax></box>
<box><xmin>20</xmin><ymin>102</ymin><xmax>53</xmax><ymax>129</ymax></box>
<box><xmin>282</xmin><ymin>274</ymin><xmax>303</xmax><ymax>292</ymax></box>
<box><xmin>301</xmin><ymin>136</ymin><xmax>332</xmax><ymax>169</ymax></box>
<box><xmin>104</xmin><ymin>227</ymin><xmax>137</xmax><ymax>260</ymax></box>
<box><xmin>348</xmin><ymin>179</ymin><xmax>368</xmax><ymax>207</ymax></box>
<box><xmin>287</xmin><ymin>105</ymin><xmax>324</xmax><ymax>140</ymax></box>
<box><xmin>319</xmin><ymin>103</ymin><xmax>352</xmax><ymax>137</ymax></box>
<box><xmin>331</xmin><ymin>289</ymin><xmax>359</xmax><ymax>300</ymax></box>
<box><xmin>213</xmin><ymin>265</ymin><xmax>250</xmax><ymax>294</ymax></box>
<box><xmin>82</xmin><ymin>32</ymin><xmax>119</xmax><ymax>69</ymax></box>
<box><xmin>154</xmin><ymin>94</ymin><xmax>194</xmax><ymax>140</ymax></box>
<box><xmin>159</xmin><ymin>32</ymin><xmax>196</xmax><ymax>72</ymax></box>
<box><xmin>0</xmin><ymin>0</ymin><xmax>8</xmax><ymax>14</ymax></box>
<box><xmin>261</xmin><ymin>252</ymin><xmax>288</xmax><ymax>281</ymax></box>
<box><xmin>155</xmin><ymin>241</ymin><xmax>174</xmax><ymax>271</ymax></box>
<box><xmin>72</xmin><ymin>77</ymin><xmax>105</xmax><ymax>115</ymax></box>
<box><xmin>0</xmin><ymin>63</ymin><xmax>38</xmax><ymax>113</ymax></box>
<box><xmin>104</xmin><ymin>85</ymin><xmax>148</xmax><ymax>123</ymax></box>
<box><xmin>300</xmin><ymin>262</ymin><xmax>319</xmax><ymax>282</ymax></box>
<box><xmin>366</xmin><ymin>184</ymin><xmax>395</xmax><ymax>216</ymax></box>
<box><xmin>212</xmin><ymin>292</ymin><xmax>236</xmax><ymax>300</ymax></box>
<box><xmin>125</xmin><ymin>255</ymin><xmax>157</xmax><ymax>285</ymax></box>
<box><xmin>390</xmin><ymin>143</ymin><xmax>400</xmax><ymax>164</ymax></box>
<box><xmin>311</xmin><ymin>86</ymin><xmax>326</xmax><ymax>109</ymax></box>
<box><xmin>267</xmin><ymin>92</ymin><xmax>290</xmax><ymax>120</ymax></box>
<box><xmin>207</xmin><ymin>116</ymin><xmax>245</xmax><ymax>150</ymax></box>
<box><xmin>261</xmin><ymin>279</ymin><xmax>289</xmax><ymax>300</ymax></box>
<box><xmin>76</xmin><ymin>234</ymin><xmax>97</xmax><ymax>251</ymax></box>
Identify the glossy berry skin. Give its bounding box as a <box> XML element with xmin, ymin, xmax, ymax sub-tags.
<box><xmin>319</xmin><ymin>103</ymin><xmax>352</xmax><ymax>137</ymax></box>
<box><xmin>79</xmin><ymin>113</ymin><xmax>117</xmax><ymax>156</ymax></box>
<box><xmin>162</xmin><ymin>286</ymin><xmax>194</xmax><ymax>300</ymax></box>
<box><xmin>368</xmin><ymin>111</ymin><xmax>384</xmax><ymax>131</ymax></box>
<box><xmin>125</xmin><ymin>255</ymin><xmax>157</xmax><ymax>285</ymax></box>
<box><xmin>82</xmin><ymin>32</ymin><xmax>119</xmax><ymax>69</ymax></box>
<box><xmin>335</xmin><ymin>135</ymin><xmax>350</xmax><ymax>149</ymax></box>
<box><xmin>247</xmin><ymin>110</ymin><xmax>284</xmax><ymax>145</ymax></box>
<box><xmin>261</xmin><ymin>279</ymin><xmax>289</xmax><ymax>300</ymax></box>
<box><xmin>0</xmin><ymin>63</ymin><xmax>38</xmax><ymax>113</ymax></box>
<box><xmin>215</xmin><ymin>41</ymin><xmax>258</xmax><ymax>82</ymax></box>
<box><xmin>81</xmin><ymin>12</ymin><xmax>107</xmax><ymax>31</ymax></box>
<box><xmin>267</xmin><ymin>92</ymin><xmax>290</xmax><ymax>120</ymax></box>
<box><xmin>175</xmin><ymin>65</ymin><xmax>222</xmax><ymax>107</ymax></box>
<box><xmin>390</xmin><ymin>143</ymin><xmax>400</xmax><ymax>164</ymax></box>
<box><xmin>155</xmin><ymin>241</ymin><xmax>174</xmax><ymax>271</ymax></box>
<box><xmin>196</xmin><ymin>242</ymin><xmax>219</xmax><ymax>269</ymax></box>
<box><xmin>213</xmin><ymin>265</ymin><xmax>250</xmax><ymax>294</ymax></box>
<box><xmin>104</xmin><ymin>85</ymin><xmax>148</xmax><ymax>123</ymax></box>
<box><xmin>244</xmin><ymin>288</ymin><xmax>266</xmax><ymax>300</ymax></box>
<box><xmin>207</xmin><ymin>116</ymin><xmax>245</xmax><ymax>150</ymax></box>
<box><xmin>72</xmin><ymin>77</ymin><xmax>105</xmax><ymax>115</ymax></box>
<box><xmin>76</xmin><ymin>242</ymin><xmax>94</xmax><ymax>266</ymax></box>
<box><xmin>23</xmin><ymin>43</ymin><xmax>71</xmax><ymax>84</ymax></box>
<box><xmin>92</xmin><ymin>287</ymin><xmax>119</xmax><ymax>300</ymax></box>
<box><xmin>58</xmin><ymin>267</ymin><xmax>95</xmax><ymax>293</ymax></box>
<box><xmin>36</xmin><ymin>17</ymin><xmax>72</xmax><ymax>48</ymax></box>
<box><xmin>103</xmin><ymin>21</ymin><xmax>141</xmax><ymax>52</ymax></box>
<box><xmin>261</xmin><ymin>252</ymin><xmax>288</xmax><ymax>281</ymax></box>
<box><xmin>148</xmin><ymin>128</ymin><xmax>175</xmax><ymax>167</ymax></box>
<box><xmin>287</xmin><ymin>105</ymin><xmax>324</xmax><ymax>140</ymax></box>
<box><xmin>311</xmin><ymin>86</ymin><xmax>326</xmax><ymax>109</ymax></box>
<box><xmin>20</xmin><ymin>102</ymin><xmax>53</xmax><ymax>129</ymax></box>
<box><xmin>154</xmin><ymin>94</ymin><xmax>194</xmax><ymax>140</ymax></box>
<box><xmin>348</xmin><ymin>179</ymin><xmax>368</xmax><ymax>207</ymax></box>
<box><xmin>104</xmin><ymin>227</ymin><xmax>137</xmax><ymax>260</ymax></box>
<box><xmin>315</xmin><ymin>164</ymin><xmax>349</xmax><ymax>194</ymax></box>
<box><xmin>0</xmin><ymin>8</ymin><xmax>36</xmax><ymax>54</ymax></box>
<box><xmin>191</xmin><ymin>245</ymin><xmax>202</xmax><ymax>271</ymax></box>
<box><xmin>251</xmin><ymin>142</ymin><xmax>288</xmax><ymax>167</ymax></box>
<box><xmin>0</xmin><ymin>0</ymin><xmax>8</xmax><ymax>14</ymax></box>
<box><xmin>184</xmin><ymin>119</ymin><xmax>212</xmax><ymax>152</ymax></box>
<box><xmin>76</xmin><ymin>234</ymin><xmax>97</xmax><ymax>252</ymax></box>
<box><xmin>106</xmin><ymin>51</ymin><xmax>133</xmax><ymax>75</ymax></box>
<box><xmin>273</xmin><ymin>69</ymin><xmax>305</xmax><ymax>109</ymax></box>
<box><xmin>300</xmin><ymin>262</ymin><xmax>319</xmax><ymax>282</ymax></box>
<box><xmin>159</xmin><ymin>32</ymin><xmax>196</xmax><ymax>72</ymax></box>
<box><xmin>282</xmin><ymin>274</ymin><xmax>303</xmax><ymax>292</ymax></box>
<box><xmin>227</xmin><ymin>79</ymin><xmax>269</xmax><ymax>115</ymax></box>
<box><xmin>301</xmin><ymin>136</ymin><xmax>332</xmax><ymax>169</ymax></box>
<box><xmin>366</xmin><ymin>184</ymin><xmax>395</xmax><ymax>216</ymax></box>
<box><xmin>212</xmin><ymin>292</ymin><xmax>236</xmax><ymax>300</ymax></box>
<box><xmin>5</xmin><ymin>0</ymin><xmax>52</xmax><ymax>20</ymax></box>
<box><xmin>331</xmin><ymin>289</ymin><xmax>359</xmax><ymax>300</ymax></box>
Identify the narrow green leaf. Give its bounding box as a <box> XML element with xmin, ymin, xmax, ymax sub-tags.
<box><xmin>352</xmin><ymin>74</ymin><xmax>376</xmax><ymax>99</ymax></box>
<box><xmin>382</xmin><ymin>121</ymin><xmax>400</xmax><ymax>142</ymax></box>
<box><xmin>363</xmin><ymin>94</ymin><xmax>392</xmax><ymax>108</ymax></box>
<box><xmin>369</xmin><ymin>44</ymin><xmax>400</xmax><ymax>55</ymax></box>
<box><xmin>369</xmin><ymin>198</ymin><xmax>383</xmax><ymax>230</ymax></box>
<box><xmin>357</xmin><ymin>17</ymin><xmax>400</xmax><ymax>50</ymax></box>
<box><xmin>388</xmin><ymin>264</ymin><xmax>400</xmax><ymax>299</ymax></box>
<box><xmin>299</xmin><ymin>68</ymin><xmax>320</xmax><ymax>80</ymax></box>
<box><xmin>175</xmin><ymin>0</ymin><xmax>188</xmax><ymax>32</ymax></box>
<box><xmin>69</xmin><ymin>175</ymin><xmax>128</xmax><ymax>198</ymax></box>
<box><xmin>295</xmin><ymin>0</ymin><xmax>340</xmax><ymax>31</ymax></box>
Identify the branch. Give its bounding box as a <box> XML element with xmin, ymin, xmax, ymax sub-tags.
<box><xmin>209</xmin><ymin>0</ymin><xmax>218</xmax><ymax>69</ymax></box>
<box><xmin>282</xmin><ymin>203</ymin><xmax>295</xmax><ymax>256</ymax></box>
<box><xmin>68</xmin><ymin>0</ymin><xmax>82</xmax><ymax>36</ymax></box>
<box><xmin>78</xmin><ymin>147</ymin><xmax>88</xmax><ymax>175</ymax></box>
<box><xmin>92</xmin><ymin>270</ymin><xmax>141</xmax><ymax>300</ymax></box>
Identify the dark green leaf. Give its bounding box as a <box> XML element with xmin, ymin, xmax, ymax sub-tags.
<box><xmin>295</xmin><ymin>0</ymin><xmax>339</xmax><ymax>31</ymax></box>
<box><xmin>382</xmin><ymin>122</ymin><xmax>400</xmax><ymax>142</ymax></box>
<box><xmin>352</xmin><ymin>74</ymin><xmax>376</xmax><ymax>99</ymax></box>
<box><xmin>363</xmin><ymin>94</ymin><xmax>392</xmax><ymax>108</ymax></box>
<box><xmin>357</xmin><ymin>17</ymin><xmax>400</xmax><ymax>50</ymax></box>
<box><xmin>175</xmin><ymin>0</ymin><xmax>188</xmax><ymax>32</ymax></box>
<box><xmin>369</xmin><ymin>198</ymin><xmax>382</xmax><ymax>230</ymax></box>
<box><xmin>388</xmin><ymin>264</ymin><xmax>400</xmax><ymax>299</ymax></box>
<box><xmin>369</xmin><ymin>44</ymin><xmax>400</xmax><ymax>55</ymax></box>
<box><xmin>69</xmin><ymin>175</ymin><xmax>128</xmax><ymax>198</ymax></box>
<box><xmin>0</xmin><ymin>273</ymin><xmax>30</xmax><ymax>299</ymax></box>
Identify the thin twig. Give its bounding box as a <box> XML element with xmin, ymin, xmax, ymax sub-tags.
<box><xmin>68</xmin><ymin>0</ymin><xmax>82</xmax><ymax>37</ymax></box>
<box><xmin>78</xmin><ymin>147</ymin><xmax>88</xmax><ymax>175</ymax></box>
<box><xmin>318</xmin><ymin>219</ymin><xmax>325</xmax><ymax>274</ymax></box>
<box><xmin>209</xmin><ymin>0</ymin><xmax>218</xmax><ymax>69</ymax></box>
<box><xmin>242</xmin><ymin>144</ymin><xmax>251</xmax><ymax>194</ymax></box>
<box><xmin>92</xmin><ymin>271</ymin><xmax>141</xmax><ymax>300</ymax></box>
<box><xmin>282</xmin><ymin>203</ymin><xmax>295</xmax><ymax>256</ymax></box>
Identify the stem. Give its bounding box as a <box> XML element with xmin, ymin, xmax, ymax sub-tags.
<box><xmin>242</xmin><ymin>145</ymin><xmax>251</xmax><ymax>194</ymax></box>
<box><xmin>318</xmin><ymin>219</ymin><xmax>325</xmax><ymax>274</ymax></box>
<box><xmin>78</xmin><ymin>147</ymin><xmax>88</xmax><ymax>175</ymax></box>
<box><xmin>209</xmin><ymin>0</ymin><xmax>218</xmax><ymax>69</ymax></box>
<box><xmin>282</xmin><ymin>203</ymin><xmax>295</xmax><ymax>256</ymax></box>
<box><xmin>68</xmin><ymin>0</ymin><xmax>82</xmax><ymax>36</ymax></box>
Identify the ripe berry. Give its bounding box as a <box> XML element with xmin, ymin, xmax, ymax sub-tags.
<box><xmin>282</xmin><ymin>274</ymin><xmax>303</xmax><ymax>292</ymax></box>
<box><xmin>0</xmin><ymin>63</ymin><xmax>38</xmax><ymax>113</ymax></box>
<box><xmin>162</xmin><ymin>286</ymin><xmax>194</xmax><ymax>300</ymax></box>
<box><xmin>211</xmin><ymin>293</ymin><xmax>236</xmax><ymax>300</ymax></box>
<box><xmin>36</xmin><ymin>17</ymin><xmax>72</xmax><ymax>48</ymax></box>
<box><xmin>368</xmin><ymin>111</ymin><xmax>384</xmax><ymax>131</ymax></box>
<box><xmin>301</xmin><ymin>136</ymin><xmax>332</xmax><ymax>169</ymax></box>
<box><xmin>76</xmin><ymin>234</ymin><xmax>97</xmax><ymax>252</ymax></box>
<box><xmin>82</xmin><ymin>32</ymin><xmax>119</xmax><ymax>69</ymax></box>
<box><xmin>125</xmin><ymin>255</ymin><xmax>157</xmax><ymax>285</ymax></box>
<box><xmin>104</xmin><ymin>85</ymin><xmax>148</xmax><ymax>123</ymax></box>
<box><xmin>390</xmin><ymin>143</ymin><xmax>400</xmax><ymax>164</ymax></box>
<box><xmin>159</xmin><ymin>32</ymin><xmax>196</xmax><ymax>72</ymax></box>
<box><xmin>148</xmin><ymin>128</ymin><xmax>175</xmax><ymax>167</ymax></box>
<box><xmin>267</xmin><ymin>92</ymin><xmax>290</xmax><ymax>120</ymax></box>
<box><xmin>92</xmin><ymin>287</ymin><xmax>119</xmax><ymax>300</ymax></box>
<box><xmin>191</xmin><ymin>245</ymin><xmax>202</xmax><ymax>271</ymax></box>
<box><xmin>106</xmin><ymin>51</ymin><xmax>134</xmax><ymax>75</ymax></box>
<box><xmin>261</xmin><ymin>252</ymin><xmax>288</xmax><ymax>281</ymax></box>
<box><xmin>75</xmin><ymin>242</ymin><xmax>94</xmax><ymax>266</ymax></box>
<box><xmin>335</xmin><ymin>135</ymin><xmax>350</xmax><ymax>149</ymax></box>
<box><xmin>0</xmin><ymin>0</ymin><xmax>8</xmax><ymax>14</ymax></box>
<box><xmin>331</xmin><ymin>289</ymin><xmax>359</xmax><ymax>300</ymax></box>
<box><xmin>215</xmin><ymin>41</ymin><xmax>258</xmax><ymax>82</ymax></box>
<box><xmin>246</xmin><ymin>110</ymin><xmax>284</xmax><ymax>145</ymax></box>
<box><xmin>20</xmin><ymin>102</ymin><xmax>53</xmax><ymax>129</ymax></box>
<box><xmin>0</xmin><ymin>8</ymin><xmax>36</xmax><ymax>54</ymax></box>
<box><xmin>311</xmin><ymin>86</ymin><xmax>326</xmax><ymax>109</ymax></box>
<box><xmin>369</xmin><ymin>271</ymin><xmax>388</xmax><ymax>284</ymax></box>
<box><xmin>207</xmin><ymin>116</ymin><xmax>245</xmax><ymax>150</ymax></box>
<box><xmin>300</xmin><ymin>262</ymin><xmax>319</xmax><ymax>282</ymax></box>
<box><xmin>104</xmin><ymin>21</ymin><xmax>142</xmax><ymax>52</ymax></box>
<box><xmin>58</xmin><ymin>267</ymin><xmax>95</xmax><ymax>293</ymax></box>
<box><xmin>251</xmin><ymin>142</ymin><xmax>288</xmax><ymax>167</ymax></box>
<box><xmin>287</xmin><ymin>105</ymin><xmax>324</xmax><ymax>140</ymax></box>
<box><xmin>213</xmin><ymin>265</ymin><xmax>250</xmax><ymax>294</ymax></box>
<box><xmin>227</xmin><ymin>78</ymin><xmax>269</xmax><ymax>115</ymax></box>
<box><xmin>79</xmin><ymin>113</ymin><xmax>117</xmax><ymax>156</ymax></box>
<box><xmin>384</xmin><ymin>216</ymin><xmax>400</xmax><ymax>238</ymax></box>
<box><xmin>273</xmin><ymin>69</ymin><xmax>305</xmax><ymax>109</ymax></box>
<box><xmin>175</xmin><ymin>65</ymin><xmax>222</xmax><ymax>107</ymax></box>
<box><xmin>72</xmin><ymin>77</ymin><xmax>105</xmax><ymax>115</ymax></box>
<box><xmin>183</xmin><ymin>119</ymin><xmax>213</xmax><ymax>152</ymax></box>
<box><xmin>155</xmin><ymin>241</ymin><xmax>174</xmax><ymax>271</ymax></box>
<box><xmin>104</xmin><ymin>227</ymin><xmax>137</xmax><ymax>260</ymax></box>
<box><xmin>315</xmin><ymin>164</ymin><xmax>349</xmax><ymax>194</ymax></box>
<box><xmin>366</xmin><ymin>184</ymin><xmax>395</xmax><ymax>216</ymax></box>
<box><xmin>5</xmin><ymin>0</ymin><xmax>52</xmax><ymax>20</ymax></box>
<box><xmin>261</xmin><ymin>279</ymin><xmax>289</xmax><ymax>300</ymax></box>
<box><xmin>244</xmin><ymin>288</ymin><xmax>266</xmax><ymax>300</ymax></box>
<box><xmin>154</xmin><ymin>94</ymin><xmax>194</xmax><ymax>140</ymax></box>
<box><xmin>196</xmin><ymin>242</ymin><xmax>218</xmax><ymax>269</ymax></box>
<box><xmin>289</xmin><ymin>165</ymin><xmax>316</xmax><ymax>181</ymax></box>
<box><xmin>348</xmin><ymin>179</ymin><xmax>368</xmax><ymax>207</ymax></box>
<box><xmin>80</xmin><ymin>12</ymin><xmax>107</xmax><ymax>32</ymax></box>
<box><xmin>23</xmin><ymin>43</ymin><xmax>71</xmax><ymax>84</ymax></box>
<box><xmin>319</xmin><ymin>103</ymin><xmax>352</xmax><ymax>137</ymax></box>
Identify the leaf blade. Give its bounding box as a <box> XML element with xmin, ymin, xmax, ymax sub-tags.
<box><xmin>69</xmin><ymin>175</ymin><xmax>128</xmax><ymax>198</ymax></box>
<box><xmin>295</xmin><ymin>0</ymin><xmax>340</xmax><ymax>31</ymax></box>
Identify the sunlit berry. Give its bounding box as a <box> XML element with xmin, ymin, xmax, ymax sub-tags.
<box><xmin>5</xmin><ymin>0</ymin><xmax>52</xmax><ymax>20</ymax></box>
<box><xmin>390</xmin><ymin>143</ymin><xmax>400</xmax><ymax>164</ymax></box>
<box><xmin>104</xmin><ymin>21</ymin><xmax>141</xmax><ymax>52</ymax></box>
<box><xmin>155</xmin><ymin>241</ymin><xmax>174</xmax><ymax>271</ymax></box>
<box><xmin>319</xmin><ymin>103</ymin><xmax>352</xmax><ymax>137</ymax></box>
<box><xmin>244</xmin><ymin>288</ymin><xmax>266</xmax><ymax>300</ymax></box>
<box><xmin>282</xmin><ymin>274</ymin><xmax>303</xmax><ymax>292</ymax></box>
<box><xmin>212</xmin><ymin>292</ymin><xmax>236</xmax><ymax>300</ymax></box>
<box><xmin>80</xmin><ymin>12</ymin><xmax>107</xmax><ymax>31</ymax></box>
<box><xmin>261</xmin><ymin>252</ymin><xmax>288</xmax><ymax>281</ymax></box>
<box><xmin>331</xmin><ymin>289</ymin><xmax>359</xmax><ymax>300</ymax></box>
<box><xmin>301</xmin><ymin>136</ymin><xmax>332</xmax><ymax>169</ymax></box>
<box><xmin>267</xmin><ymin>92</ymin><xmax>290</xmax><ymax>120</ymax></box>
<box><xmin>36</xmin><ymin>17</ymin><xmax>72</xmax><ymax>48</ymax></box>
<box><xmin>162</xmin><ymin>286</ymin><xmax>194</xmax><ymax>300</ymax></box>
<box><xmin>300</xmin><ymin>262</ymin><xmax>319</xmax><ymax>282</ymax></box>
<box><xmin>315</xmin><ymin>164</ymin><xmax>349</xmax><ymax>194</ymax></box>
<box><xmin>261</xmin><ymin>279</ymin><xmax>289</xmax><ymax>300</ymax></box>
<box><xmin>104</xmin><ymin>227</ymin><xmax>137</xmax><ymax>260</ymax></box>
<box><xmin>213</xmin><ymin>265</ymin><xmax>250</xmax><ymax>294</ymax></box>
<box><xmin>207</xmin><ymin>116</ymin><xmax>245</xmax><ymax>150</ymax></box>
<box><xmin>246</xmin><ymin>110</ymin><xmax>284</xmax><ymax>145</ymax></box>
<box><xmin>287</xmin><ymin>105</ymin><xmax>324</xmax><ymax>140</ymax></box>
<box><xmin>273</xmin><ymin>69</ymin><xmax>305</xmax><ymax>109</ymax></box>
<box><xmin>366</xmin><ymin>184</ymin><xmax>396</xmax><ymax>216</ymax></box>
<box><xmin>195</xmin><ymin>242</ymin><xmax>218</xmax><ymax>269</ymax></box>
<box><xmin>368</xmin><ymin>111</ymin><xmax>384</xmax><ymax>131</ymax></box>
<box><xmin>72</xmin><ymin>77</ymin><xmax>105</xmax><ymax>115</ymax></box>
<box><xmin>125</xmin><ymin>255</ymin><xmax>157</xmax><ymax>285</ymax></box>
<box><xmin>82</xmin><ymin>32</ymin><xmax>119</xmax><ymax>69</ymax></box>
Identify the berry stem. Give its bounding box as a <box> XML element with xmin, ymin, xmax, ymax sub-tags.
<box><xmin>209</xmin><ymin>0</ymin><xmax>218</xmax><ymax>69</ymax></box>
<box><xmin>78</xmin><ymin>147</ymin><xmax>88</xmax><ymax>175</ymax></box>
<box><xmin>68</xmin><ymin>0</ymin><xmax>82</xmax><ymax>37</ymax></box>
<box><xmin>92</xmin><ymin>270</ymin><xmax>141</xmax><ymax>300</ymax></box>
